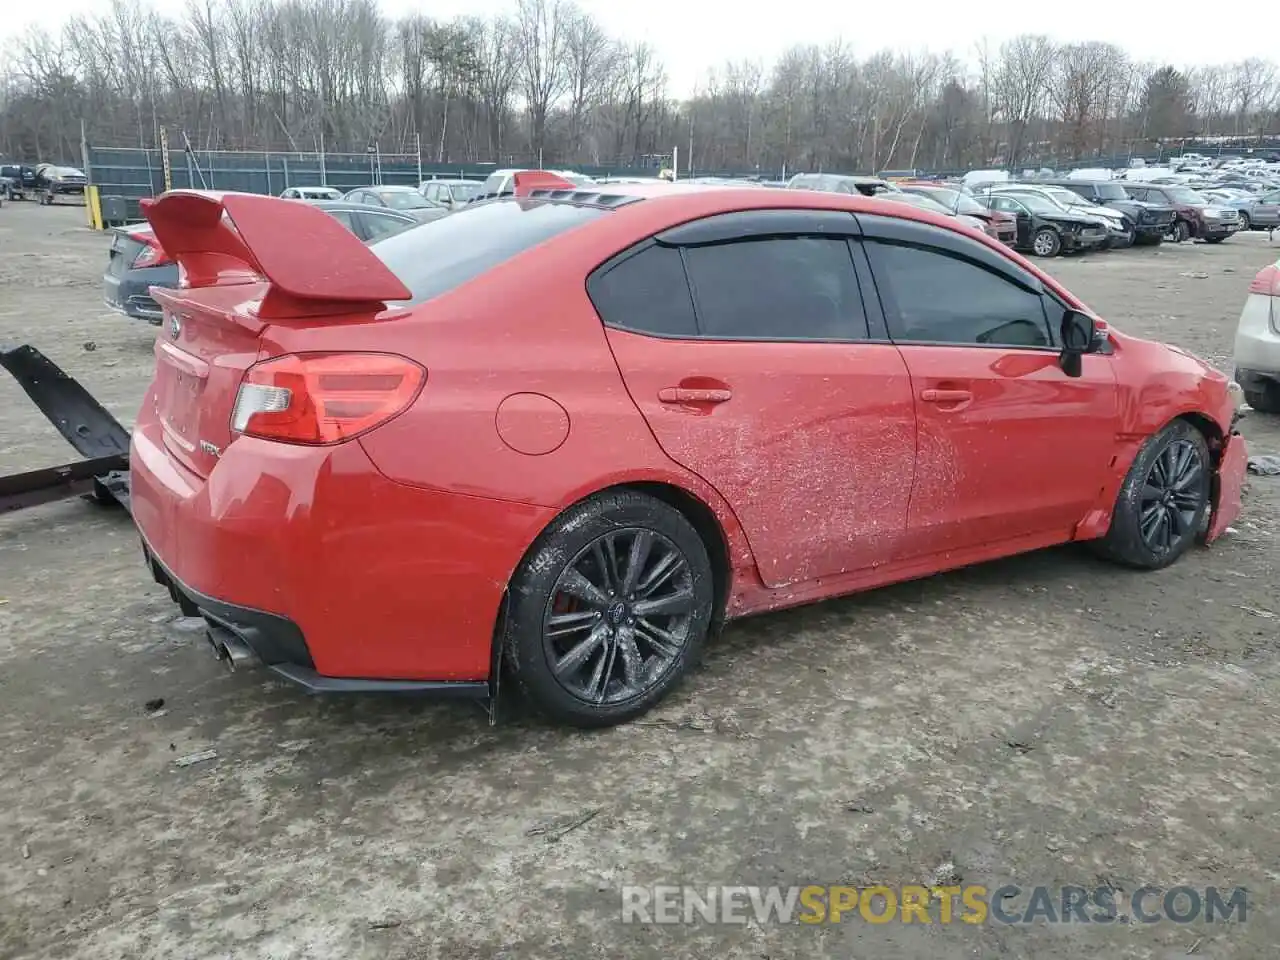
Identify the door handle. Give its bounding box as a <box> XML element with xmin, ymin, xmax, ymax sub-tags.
<box><xmin>920</xmin><ymin>388</ymin><xmax>973</xmax><ymax>403</ymax></box>
<box><xmin>658</xmin><ymin>387</ymin><xmax>732</xmax><ymax>404</ymax></box>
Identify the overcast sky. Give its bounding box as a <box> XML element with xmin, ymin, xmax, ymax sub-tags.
<box><xmin>1</xmin><ymin>0</ymin><xmax>1271</xmax><ymax>98</ymax></box>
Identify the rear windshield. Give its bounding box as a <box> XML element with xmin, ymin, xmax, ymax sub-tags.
<box><xmin>372</xmin><ymin>198</ymin><xmax>607</xmax><ymax>304</ymax></box>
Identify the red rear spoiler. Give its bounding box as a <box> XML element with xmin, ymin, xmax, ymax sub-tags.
<box><xmin>512</xmin><ymin>171</ymin><xmax>577</xmax><ymax>196</ymax></box>
<box><xmin>141</xmin><ymin>190</ymin><xmax>412</xmax><ymax>317</ymax></box>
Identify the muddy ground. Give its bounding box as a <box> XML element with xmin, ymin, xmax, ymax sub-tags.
<box><xmin>2</xmin><ymin>201</ymin><xmax>1279</xmax><ymax>960</ymax></box>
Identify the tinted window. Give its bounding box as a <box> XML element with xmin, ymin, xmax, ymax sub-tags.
<box><xmin>588</xmin><ymin>245</ymin><xmax>698</xmax><ymax>337</ymax></box>
<box><xmin>683</xmin><ymin>237</ymin><xmax>866</xmax><ymax>340</ymax></box>
<box><xmin>324</xmin><ymin>209</ymin><xmax>356</xmax><ymax>233</ymax></box>
<box><xmin>361</xmin><ymin>211</ymin><xmax>411</xmax><ymax>240</ymax></box>
<box><xmin>373</xmin><ymin>199</ymin><xmax>605</xmax><ymax>304</ymax></box>
<box><xmin>867</xmin><ymin>241</ymin><xmax>1051</xmax><ymax>348</ymax></box>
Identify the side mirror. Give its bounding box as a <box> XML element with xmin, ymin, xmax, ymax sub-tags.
<box><xmin>1059</xmin><ymin>309</ymin><xmax>1100</xmax><ymax>378</ymax></box>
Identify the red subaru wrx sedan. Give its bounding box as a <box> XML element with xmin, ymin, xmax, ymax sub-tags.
<box><xmin>130</xmin><ymin>177</ymin><xmax>1247</xmax><ymax>728</ymax></box>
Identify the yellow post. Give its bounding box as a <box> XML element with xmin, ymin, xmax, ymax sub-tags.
<box><xmin>85</xmin><ymin>185</ymin><xmax>104</xmax><ymax>230</ymax></box>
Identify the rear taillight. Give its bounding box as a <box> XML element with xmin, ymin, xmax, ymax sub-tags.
<box><xmin>132</xmin><ymin>236</ymin><xmax>171</xmax><ymax>268</ymax></box>
<box><xmin>231</xmin><ymin>352</ymin><xmax>426</xmax><ymax>445</ymax></box>
<box><xmin>1249</xmin><ymin>264</ymin><xmax>1279</xmax><ymax>297</ymax></box>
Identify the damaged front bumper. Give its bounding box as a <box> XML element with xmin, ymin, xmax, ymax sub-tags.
<box><xmin>1206</xmin><ymin>431</ymin><xmax>1248</xmax><ymax>543</ymax></box>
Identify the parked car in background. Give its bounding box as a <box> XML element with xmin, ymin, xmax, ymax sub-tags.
<box><xmin>786</xmin><ymin>173</ymin><xmax>899</xmax><ymax>196</ymax></box>
<box><xmin>473</xmin><ymin>169</ymin><xmax>596</xmax><ymax>199</ymax></box>
<box><xmin>280</xmin><ymin>186</ymin><xmax>343</xmax><ymax>200</ymax></box>
<box><xmin>343</xmin><ymin>185</ymin><xmax>450</xmax><ymax>222</ymax></box>
<box><xmin>127</xmin><ymin>181</ymin><xmax>1245</xmax><ymax>727</ymax></box>
<box><xmin>1120</xmin><ymin>183</ymin><xmax>1239</xmax><ymax>242</ymax></box>
<box><xmin>35</xmin><ymin>163</ymin><xmax>87</xmax><ymax>203</ymax></box>
<box><xmin>1202</xmin><ymin>187</ymin><xmax>1280</xmax><ymax>231</ymax></box>
<box><xmin>984</xmin><ymin>183</ymin><xmax>1134</xmax><ymax>248</ymax></box>
<box><xmin>103</xmin><ymin>200</ymin><xmax>418</xmax><ymax>324</ymax></box>
<box><xmin>898</xmin><ymin>183</ymin><xmax>1017</xmax><ymax>246</ymax></box>
<box><xmin>1039</xmin><ymin>178</ymin><xmax>1173</xmax><ymax>246</ymax></box>
<box><xmin>976</xmin><ymin>193</ymin><xmax>1110</xmax><ymax>257</ymax></box>
<box><xmin>1233</xmin><ymin>255</ymin><xmax>1280</xmax><ymax>412</ymax></box>
<box><xmin>879</xmin><ymin>191</ymin><xmax>994</xmax><ymax>237</ymax></box>
<box><xmin>1</xmin><ymin>163</ymin><xmax>38</xmax><ymax>200</ymax></box>
<box><xmin>420</xmin><ymin>178</ymin><xmax>484</xmax><ymax>210</ymax></box>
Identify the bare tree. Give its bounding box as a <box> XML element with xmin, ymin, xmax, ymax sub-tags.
<box><xmin>516</xmin><ymin>0</ymin><xmax>568</xmax><ymax>161</ymax></box>
<box><xmin>994</xmin><ymin>34</ymin><xmax>1056</xmax><ymax>170</ymax></box>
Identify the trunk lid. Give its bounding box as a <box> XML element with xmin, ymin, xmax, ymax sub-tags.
<box><xmin>138</xmin><ymin>191</ymin><xmax>414</xmax><ymax>479</ymax></box>
<box><xmin>150</xmin><ymin>286</ymin><xmax>268</xmax><ymax>478</ymax></box>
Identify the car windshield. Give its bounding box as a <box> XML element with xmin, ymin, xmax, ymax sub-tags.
<box><xmin>1005</xmin><ymin>192</ymin><xmax>1063</xmax><ymax>214</ymax></box>
<box><xmin>889</xmin><ymin>193</ymin><xmax>952</xmax><ymax>216</ymax></box>
<box><xmin>1043</xmin><ymin>188</ymin><xmax>1086</xmax><ymax>206</ymax></box>
<box><xmin>1093</xmin><ymin>182</ymin><xmax>1128</xmax><ymax>201</ymax></box>
<box><xmin>451</xmin><ymin>183</ymin><xmax>483</xmax><ymax>201</ymax></box>
<box><xmin>380</xmin><ymin>190</ymin><xmax>431</xmax><ymax>210</ymax></box>
<box><xmin>1165</xmin><ymin>187</ymin><xmax>1207</xmax><ymax>204</ymax></box>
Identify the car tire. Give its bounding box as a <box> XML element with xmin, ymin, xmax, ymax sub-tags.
<box><xmin>1092</xmin><ymin>419</ymin><xmax>1211</xmax><ymax>571</ymax></box>
<box><xmin>1239</xmin><ymin>211</ymin><xmax>1251</xmax><ymax>230</ymax></box>
<box><xmin>1243</xmin><ymin>380</ymin><xmax>1280</xmax><ymax>414</ymax></box>
<box><xmin>1172</xmin><ymin>219</ymin><xmax>1191</xmax><ymax>243</ymax></box>
<box><xmin>503</xmin><ymin>489</ymin><xmax>716</xmax><ymax>728</ymax></box>
<box><xmin>1119</xmin><ymin>227</ymin><xmax>1136</xmax><ymax>248</ymax></box>
<box><xmin>1031</xmin><ymin>227</ymin><xmax>1061</xmax><ymax>257</ymax></box>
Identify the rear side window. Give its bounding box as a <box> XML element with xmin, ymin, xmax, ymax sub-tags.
<box><xmin>684</xmin><ymin>237</ymin><xmax>867</xmax><ymax>340</ymax></box>
<box><xmin>588</xmin><ymin>245</ymin><xmax>698</xmax><ymax>336</ymax></box>
<box><xmin>324</xmin><ymin>209</ymin><xmax>356</xmax><ymax>233</ymax></box>
<box><xmin>361</xmin><ymin>211</ymin><xmax>411</xmax><ymax>240</ymax></box>
<box><xmin>373</xmin><ymin>199</ymin><xmax>606</xmax><ymax>304</ymax></box>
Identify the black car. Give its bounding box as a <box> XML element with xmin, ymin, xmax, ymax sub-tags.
<box><xmin>1043</xmin><ymin>179</ymin><xmax>1175</xmax><ymax>246</ymax></box>
<box><xmin>1</xmin><ymin>163</ymin><xmax>38</xmax><ymax>200</ymax></box>
<box><xmin>35</xmin><ymin>163</ymin><xmax>87</xmax><ymax>203</ymax></box>
<box><xmin>975</xmin><ymin>193</ymin><xmax>1110</xmax><ymax>257</ymax></box>
<box><xmin>1120</xmin><ymin>183</ymin><xmax>1240</xmax><ymax>242</ymax></box>
<box><xmin>103</xmin><ymin>200</ymin><xmax>419</xmax><ymax>324</ymax></box>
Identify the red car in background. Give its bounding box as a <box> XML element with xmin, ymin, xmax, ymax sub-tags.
<box><xmin>130</xmin><ymin>177</ymin><xmax>1247</xmax><ymax>728</ymax></box>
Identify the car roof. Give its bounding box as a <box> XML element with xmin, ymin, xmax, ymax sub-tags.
<box><xmin>425</xmin><ymin>179</ymin><xmax>481</xmax><ymax>185</ymax></box>
<box><xmin>305</xmin><ymin>199</ymin><xmax>417</xmax><ymax>219</ymax></box>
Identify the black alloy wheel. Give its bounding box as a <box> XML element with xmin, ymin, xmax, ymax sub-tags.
<box><xmin>504</xmin><ymin>490</ymin><xmax>715</xmax><ymax>727</ymax></box>
<box><xmin>543</xmin><ymin>528</ymin><xmax>697</xmax><ymax>706</ymax></box>
<box><xmin>1092</xmin><ymin>420</ymin><xmax>1211</xmax><ymax>570</ymax></box>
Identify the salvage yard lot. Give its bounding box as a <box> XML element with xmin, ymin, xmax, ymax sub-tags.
<box><xmin>2</xmin><ymin>202</ymin><xmax>1280</xmax><ymax>960</ymax></box>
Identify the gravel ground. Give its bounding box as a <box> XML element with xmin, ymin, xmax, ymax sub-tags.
<box><xmin>2</xmin><ymin>202</ymin><xmax>1280</xmax><ymax>960</ymax></box>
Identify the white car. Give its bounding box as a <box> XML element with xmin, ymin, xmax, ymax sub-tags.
<box><xmin>1233</xmin><ymin>256</ymin><xmax>1280</xmax><ymax>412</ymax></box>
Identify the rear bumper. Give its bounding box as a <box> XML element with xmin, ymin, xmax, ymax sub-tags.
<box><xmin>129</xmin><ymin>400</ymin><xmax>555</xmax><ymax>684</ymax></box>
<box><xmin>103</xmin><ymin>273</ymin><xmax>164</xmax><ymax>323</ymax></box>
<box><xmin>142</xmin><ymin>538</ymin><xmax>488</xmax><ymax>695</ymax></box>
<box><xmin>1233</xmin><ymin>293</ymin><xmax>1279</xmax><ymax>377</ymax></box>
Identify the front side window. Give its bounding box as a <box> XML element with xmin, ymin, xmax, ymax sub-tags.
<box><xmin>866</xmin><ymin>240</ymin><xmax>1052</xmax><ymax>348</ymax></box>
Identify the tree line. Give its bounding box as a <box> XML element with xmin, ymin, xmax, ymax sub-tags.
<box><xmin>1</xmin><ymin>0</ymin><xmax>1278</xmax><ymax>175</ymax></box>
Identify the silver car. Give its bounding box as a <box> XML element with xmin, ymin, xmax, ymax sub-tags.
<box><xmin>1204</xmin><ymin>188</ymin><xmax>1280</xmax><ymax>231</ymax></box>
<box><xmin>420</xmin><ymin>178</ymin><xmax>485</xmax><ymax>210</ymax></box>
